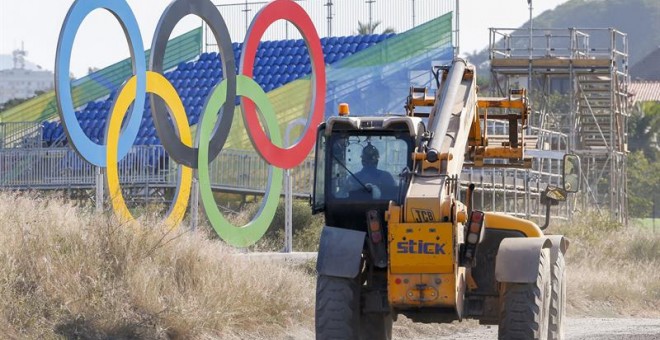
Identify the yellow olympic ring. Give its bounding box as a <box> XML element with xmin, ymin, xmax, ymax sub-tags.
<box><xmin>106</xmin><ymin>71</ymin><xmax>193</xmax><ymax>228</ymax></box>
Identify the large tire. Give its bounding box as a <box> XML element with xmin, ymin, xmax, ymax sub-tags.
<box><xmin>316</xmin><ymin>275</ymin><xmax>360</xmax><ymax>340</ymax></box>
<box><xmin>498</xmin><ymin>248</ymin><xmax>552</xmax><ymax>340</ymax></box>
<box><xmin>548</xmin><ymin>251</ymin><xmax>566</xmax><ymax>340</ymax></box>
<box><xmin>360</xmin><ymin>312</ymin><xmax>393</xmax><ymax>340</ymax></box>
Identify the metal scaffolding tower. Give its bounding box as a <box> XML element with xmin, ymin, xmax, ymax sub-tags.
<box><xmin>488</xmin><ymin>28</ymin><xmax>629</xmax><ymax>223</ymax></box>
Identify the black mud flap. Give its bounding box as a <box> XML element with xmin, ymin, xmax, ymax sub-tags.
<box><xmin>316</xmin><ymin>226</ymin><xmax>366</xmax><ymax>279</ymax></box>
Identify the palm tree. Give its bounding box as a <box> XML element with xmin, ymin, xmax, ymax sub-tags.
<box><xmin>357</xmin><ymin>21</ymin><xmax>395</xmax><ymax>35</ymax></box>
<box><xmin>630</xmin><ymin>102</ymin><xmax>660</xmax><ymax>161</ymax></box>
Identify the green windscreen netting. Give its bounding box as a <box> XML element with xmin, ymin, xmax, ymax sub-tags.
<box><xmin>0</xmin><ymin>28</ymin><xmax>202</xmax><ymax>124</ymax></box>
<box><xmin>224</xmin><ymin>12</ymin><xmax>453</xmax><ymax>150</ymax></box>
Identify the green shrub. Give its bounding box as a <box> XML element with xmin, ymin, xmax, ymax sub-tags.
<box><xmin>226</xmin><ymin>198</ymin><xmax>324</xmax><ymax>252</ymax></box>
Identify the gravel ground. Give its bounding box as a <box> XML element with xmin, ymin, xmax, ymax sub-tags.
<box><xmin>404</xmin><ymin>317</ymin><xmax>660</xmax><ymax>340</ymax></box>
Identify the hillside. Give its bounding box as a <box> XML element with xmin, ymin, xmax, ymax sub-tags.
<box><xmin>467</xmin><ymin>0</ymin><xmax>660</xmax><ymax>71</ymax></box>
<box><xmin>631</xmin><ymin>47</ymin><xmax>660</xmax><ymax>80</ymax></box>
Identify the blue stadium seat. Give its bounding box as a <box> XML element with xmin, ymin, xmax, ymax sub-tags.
<box><xmin>52</xmin><ymin>33</ymin><xmax>398</xmax><ymax>148</ymax></box>
<box><xmin>326</xmin><ymin>52</ymin><xmax>336</xmax><ymax>64</ymax></box>
<box><xmin>43</xmin><ymin>126</ymin><xmax>53</xmax><ymax>142</ymax></box>
<box><xmin>288</xmin><ymin>46</ymin><xmax>298</xmax><ymax>56</ymax></box>
<box><xmin>212</xmin><ymin>69</ymin><xmax>221</xmax><ymax>79</ymax></box>
<box><xmin>211</xmin><ymin>58</ymin><xmax>220</xmax><ymax>68</ymax></box>
<box><xmin>271</xmin><ymin>74</ymin><xmax>281</xmax><ymax>85</ymax></box>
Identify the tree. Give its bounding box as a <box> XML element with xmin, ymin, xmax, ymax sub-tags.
<box><xmin>627</xmin><ymin>151</ymin><xmax>659</xmax><ymax>217</ymax></box>
<box><xmin>629</xmin><ymin>101</ymin><xmax>660</xmax><ymax>161</ymax></box>
<box><xmin>627</xmin><ymin>101</ymin><xmax>659</xmax><ymax>218</ymax></box>
<box><xmin>357</xmin><ymin>21</ymin><xmax>395</xmax><ymax>35</ymax></box>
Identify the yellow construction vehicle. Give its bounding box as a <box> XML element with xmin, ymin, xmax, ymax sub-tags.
<box><xmin>312</xmin><ymin>59</ymin><xmax>580</xmax><ymax>339</ymax></box>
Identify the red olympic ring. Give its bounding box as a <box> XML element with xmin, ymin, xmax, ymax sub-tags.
<box><xmin>240</xmin><ymin>0</ymin><xmax>326</xmax><ymax>169</ymax></box>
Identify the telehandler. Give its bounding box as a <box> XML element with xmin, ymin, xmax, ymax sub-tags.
<box><xmin>312</xmin><ymin>59</ymin><xmax>580</xmax><ymax>340</ymax></box>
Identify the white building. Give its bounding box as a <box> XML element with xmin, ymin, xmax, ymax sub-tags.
<box><xmin>0</xmin><ymin>48</ymin><xmax>54</xmax><ymax>105</ymax></box>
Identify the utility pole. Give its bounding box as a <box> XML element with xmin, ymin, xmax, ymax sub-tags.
<box><xmin>325</xmin><ymin>0</ymin><xmax>334</xmax><ymax>37</ymax></box>
<box><xmin>527</xmin><ymin>0</ymin><xmax>534</xmax><ymax>134</ymax></box>
<box><xmin>243</xmin><ymin>0</ymin><xmax>251</xmax><ymax>33</ymax></box>
<box><xmin>366</xmin><ymin>0</ymin><xmax>376</xmax><ymax>31</ymax></box>
<box><xmin>412</xmin><ymin>0</ymin><xmax>416</xmax><ymax>27</ymax></box>
<box><xmin>455</xmin><ymin>0</ymin><xmax>460</xmax><ymax>57</ymax></box>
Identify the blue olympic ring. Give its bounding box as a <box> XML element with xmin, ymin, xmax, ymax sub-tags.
<box><xmin>55</xmin><ymin>0</ymin><xmax>146</xmax><ymax>167</ymax></box>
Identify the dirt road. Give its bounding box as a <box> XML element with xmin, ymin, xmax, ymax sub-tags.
<box><xmin>395</xmin><ymin>317</ymin><xmax>660</xmax><ymax>340</ymax></box>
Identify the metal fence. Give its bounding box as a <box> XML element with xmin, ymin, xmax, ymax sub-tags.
<box><xmin>204</xmin><ymin>0</ymin><xmax>457</xmax><ymax>51</ymax></box>
<box><xmin>0</xmin><ymin>145</ymin><xmax>314</xmax><ymax>197</ymax></box>
<box><xmin>0</xmin><ymin>122</ymin><xmax>43</xmax><ymax>148</ymax></box>
<box><xmin>0</xmin><ymin>143</ymin><xmax>567</xmax><ymax>219</ymax></box>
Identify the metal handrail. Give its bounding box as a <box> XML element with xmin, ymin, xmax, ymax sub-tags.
<box><xmin>489</xmin><ymin>27</ymin><xmax>627</xmax><ymax>61</ymax></box>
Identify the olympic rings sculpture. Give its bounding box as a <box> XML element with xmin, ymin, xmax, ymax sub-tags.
<box><xmin>55</xmin><ymin>0</ymin><xmax>326</xmax><ymax>247</ymax></box>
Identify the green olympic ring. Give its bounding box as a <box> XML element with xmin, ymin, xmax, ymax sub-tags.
<box><xmin>197</xmin><ymin>75</ymin><xmax>283</xmax><ymax>247</ymax></box>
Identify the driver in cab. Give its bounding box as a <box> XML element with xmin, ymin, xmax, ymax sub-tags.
<box><xmin>352</xmin><ymin>144</ymin><xmax>396</xmax><ymax>199</ymax></box>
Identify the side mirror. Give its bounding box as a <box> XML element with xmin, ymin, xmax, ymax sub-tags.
<box><xmin>562</xmin><ymin>154</ymin><xmax>581</xmax><ymax>193</ymax></box>
<box><xmin>540</xmin><ymin>185</ymin><xmax>567</xmax><ymax>230</ymax></box>
<box><xmin>542</xmin><ymin>185</ymin><xmax>567</xmax><ymax>204</ymax></box>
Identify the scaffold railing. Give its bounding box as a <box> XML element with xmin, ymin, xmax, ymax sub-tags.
<box><xmin>489</xmin><ymin>27</ymin><xmax>628</xmax><ymax>61</ymax></box>
<box><xmin>487</xmin><ymin>26</ymin><xmax>630</xmax><ymax>223</ymax></box>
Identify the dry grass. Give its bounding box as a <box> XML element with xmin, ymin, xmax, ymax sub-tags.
<box><xmin>1</xmin><ymin>192</ymin><xmax>657</xmax><ymax>339</ymax></box>
<box><xmin>0</xmin><ymin>193</ymin><xmax>314</xmax><ymax>339</ymax></box>
<box><xmin>547</xmin><ymin>212</ymin><xmax>660</xmax><ymax>317</ymax></box>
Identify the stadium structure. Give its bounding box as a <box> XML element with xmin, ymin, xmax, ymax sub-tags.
<box><xmin>0</xmin><ymin>0</ymin><xmax>629</xmax><ymax>227</ymax></box>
